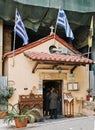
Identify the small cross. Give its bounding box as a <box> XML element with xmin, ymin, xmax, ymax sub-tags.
<box><xmin>50</xmin><ymin>26</ymin><xmax>54</xmax><ymax>35</ymax></box>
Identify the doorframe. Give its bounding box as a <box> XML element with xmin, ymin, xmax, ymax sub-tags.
<box><xmin>43</xmin><ymin>80</ymin><xmax>63</xmax><ymax>115</ymax></box>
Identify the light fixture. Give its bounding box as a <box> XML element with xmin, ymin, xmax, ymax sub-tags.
<box><xmin>57</xmin><ymin>67</ymin><xmax>62</xmax><ymax>73</ymax></box>
<box><xmin>69</xmin><ymin>73</ymin><xmax>74</xmax><ymax>78</ymax></box>
<box><xmin>68</xmin><ymin>73</ymin><xmax>75</xmax><ymax>82</ymax></box>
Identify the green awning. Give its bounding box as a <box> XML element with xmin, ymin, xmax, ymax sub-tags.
<box><xmin>14</xmin><ymin>0</ymin><xmax>95</xmax><ymax>13</ymax></box>
<box><xmin>0</xmin><ymin>0</ymin><xmax>94</xmax><ymax>32</ymax></box>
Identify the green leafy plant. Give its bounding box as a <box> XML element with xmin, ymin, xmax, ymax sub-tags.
<box><xmin>87</xmin><ymin>88</ymin><xmax>93</xmax><ymax>95</ymax></box>
<box><xmin>0</xmin><ymin>86</ymin><xmax>15</xmax><ymax>112</ymax></box>
<box><xmin>4</xmin><ymin>103</ymin><xmax>43</xmax><ymax>127</ymax></box>
<box><xmin>0</xmin><ymin>86</ymin><xmax>15</xmax><ymax>103</ymax></box>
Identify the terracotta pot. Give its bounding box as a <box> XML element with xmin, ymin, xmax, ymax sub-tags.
<box><xmin>14</xmin><ymin>117</ymin><xmax>27</xmax><ymax>128</ymax></box>
<box><xmin>86</xmin><ymin>95</ymin><xmax>91</xmax><ymax>101</ymax></box>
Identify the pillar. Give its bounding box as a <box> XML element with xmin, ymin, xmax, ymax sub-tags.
<box><xmin>0</xmin><ymin>20</ymin><xmax>3</xmax><ymax>76</ymax></box>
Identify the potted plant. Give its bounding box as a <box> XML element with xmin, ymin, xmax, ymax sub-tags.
<box><xmin>4</xmin><ymin>103</ymin><xmax>43</xmax><ymax>128</ymax></box>
<box><xmin>86</xmin><ymin>88</ymin><xmax>93</xmax><ymax>101</ymax></box>
<box><xmin>0</xmin><ymin>86</ymin><xmax>15</xmax><ymax>119</ymax></box>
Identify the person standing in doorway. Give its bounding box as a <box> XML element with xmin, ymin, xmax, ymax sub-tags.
<box><xmin>57</xmin><ymin>90</ymin><xmax>61</xmax><ymax>114</ymax></box>
<box><xmin>49</xmin><ymin>87</ymin><xmax>58</xmax><ymax>119</ymax></box>
<box><xmin>44</xmin><ymin>88</ymin><xmax>50</xmax><ymax>116</ymax></box>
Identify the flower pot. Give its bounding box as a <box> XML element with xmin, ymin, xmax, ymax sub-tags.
<box><xmin>14</xmin><ymin>117</ymin><xmax>27</xmax><ymax>128</ymax></box>
<box><xmin>86</xmin><ymin>95</ymin><xmax>92</xmax><ymax>101</ymax></box>
<box><xmin>86</xmin><ymin>95</ymin><xmax>90</xmax><ymax>101</ymax></box>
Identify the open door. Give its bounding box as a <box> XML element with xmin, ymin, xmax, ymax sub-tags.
<box><xmin>43</xmin><ymin>80</ymin><xmax>62</xmax><ymax>117</ymax></box>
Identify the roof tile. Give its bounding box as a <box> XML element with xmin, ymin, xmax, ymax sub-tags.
<box><xmin>24</xmin><ymin>51</ymin><xmax>93</xmax><ymax>64</ymax></box>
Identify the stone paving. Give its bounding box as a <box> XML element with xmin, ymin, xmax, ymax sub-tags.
<box><xmin>0</xmin><ymin>116</ymin><xmax>95</xmax><ymax>130</ymax></box>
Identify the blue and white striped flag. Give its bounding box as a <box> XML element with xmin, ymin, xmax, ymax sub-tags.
<box><xmin>57</xmin><ymin>8</ymin><xmax>74</xmax><ymax>40</ymax></box>
<box><xmin>14</xmin><ymin>9</ymin><xmax>29</xmax><ymax>45</ymax></box>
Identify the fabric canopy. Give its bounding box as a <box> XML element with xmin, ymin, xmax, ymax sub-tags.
<box><xmin>0</xmin><ymin>0</ymin><xmax>94</xmax><ymax>32</ymax></box>
<box><xmin>14</xmin><ymin>0</ymin><xmax>95</xmax><ymax>12</ymax></box>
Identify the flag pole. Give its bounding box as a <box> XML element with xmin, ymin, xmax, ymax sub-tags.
<box><xmin>87</xmin><ymin>16</ymin><xmax>93</xmax><ymax>58</ymax></box>
<box><xmin>12</xmin><ymin>9</ymin><xmax>16</xmax><ymax>67</ymax></box>
<box><xmin>53</xmin><ymin>7</ymin><xmax>60</xmax><ymax>46</ymax></box>
<box><xmin>87</xmin><ymin>46</ymin><xmax>90</xmax><ymax>58</ymax></box>
<box><xmin>54</xmin><ymin>7</ymin><xmax>60</xmax><ymax>37</ymax></box>
<box><xmin>12</xmin><ymin>31</ymin><xmax>16</xmax><ymax>66</ymax></box>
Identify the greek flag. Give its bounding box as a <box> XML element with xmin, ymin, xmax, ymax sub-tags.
<box><xmin>57</xmin><ymin>8</ymin><xmax>74</xmax><ymax>40</ymax></box>
<box><xmin>14</xmin><ymin>9</ymin><xmax>29</xmax><ymax>45</ymax></box>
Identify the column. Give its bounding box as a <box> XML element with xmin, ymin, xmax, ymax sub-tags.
<box><xmin>0</xmin><ymin>20</ymin><xmax>3</xmax><ymax>76</ymax></box>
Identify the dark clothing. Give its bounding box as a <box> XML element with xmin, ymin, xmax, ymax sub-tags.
<box><xmin>45</xmin><ymin>92</ymin><xmax>50</xmax><ymax>109</ymax></box>
<box><xmin>49</xmin><ymin>92</ymin><xmax>58</xmax><ymax>109</ymax></box>
<box><xmin>50</xmin><ymin>109</ymin><xmax>57</xmax><ymax>119</ymax></box>
<box><xmin>57</xmin><ymin>96</ymin><xmax>61</xmax><ymax>114</ymax></box>
<box><xmin>49</xmin><ymin>91</ymin><xmax>58</xmax><ymax>119</ymax></box>
<box><xmin>44</xmin><ymin>92</ymin><xmax>50</xmax><ymax>115</ymax></box>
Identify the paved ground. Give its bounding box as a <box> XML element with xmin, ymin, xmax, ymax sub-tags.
<box><xmin>0</xmin><ymin>117</ymin><xmax>65</xmax><ymax>130</ymax></box>
<box><xmin>0</xmin><ymin>115</ymin><xmax>64</xmax><ymax>129</ymax></box>
<box><xmin>0</xmin><ymin>116</ymin><xmax>94</xmax><ymax>130</ymax></box>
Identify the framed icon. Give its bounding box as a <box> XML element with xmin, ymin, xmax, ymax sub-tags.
<box><xmin>67</xmin><ymin>82</ymin><xmax>78</xmax><ymax>91</ymax></box>
<box><xmin>73</xmin><ymin>83</ymin><xmax>78</xmax><ymax>90</ymax></box>
<box><xmin>67</xmin><ymin>83</ymin><xmax>73</xmax><ymax>90</ymax></box>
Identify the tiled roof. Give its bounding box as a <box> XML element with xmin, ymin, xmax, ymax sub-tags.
<box><xmin>24</xmin><ymin>51</ymin><xmax>93</xmax><ymax>65</ymax></box>
<box><xmin>4</xmin><ymin>33</ymin><xmax>80</xmax><ymax>58</ymax></box>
